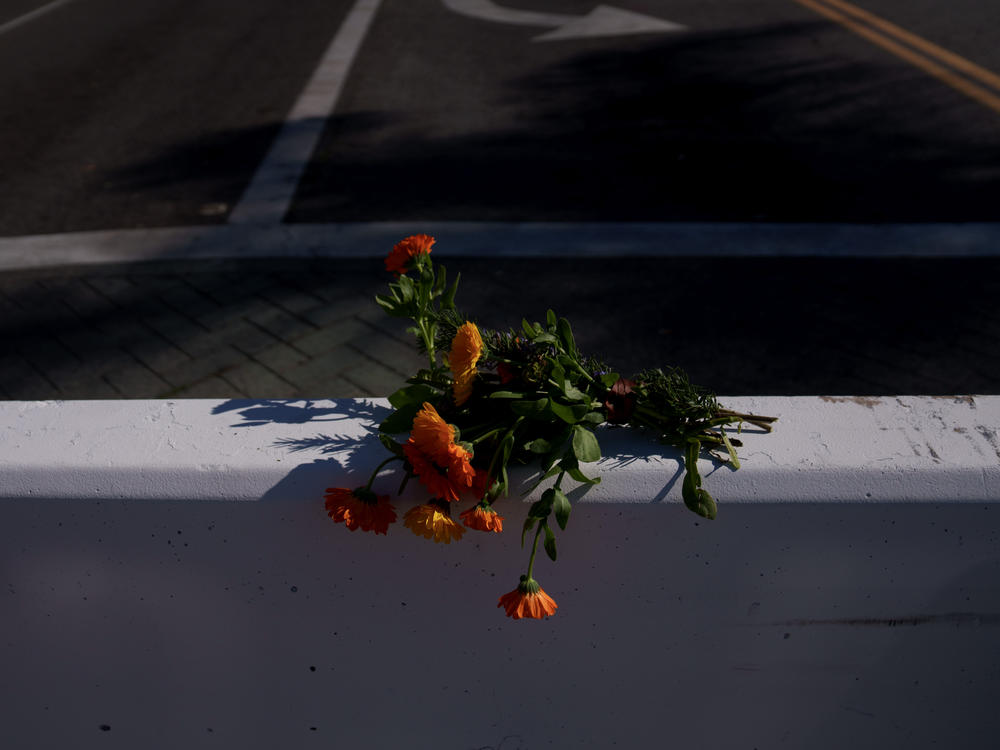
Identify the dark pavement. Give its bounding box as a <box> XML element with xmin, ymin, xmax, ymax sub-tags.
<box><xmin>3</xmin><ymin>255</ymin><xmax>999</xmax><ymax>400</ymax></box>
<box><xmin>2</xmin><ymin>0</ymin><xmax>999</xmax><ymax>401</ymax></box>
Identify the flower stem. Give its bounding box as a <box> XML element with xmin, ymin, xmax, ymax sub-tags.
<box><xmin>365</xmin><ymin>456</ymin><xmax>403</xmax><ymax>492</ymax></box>
<box><xmin>417</xmin><ymin>318</ymin><xmax>436</xmax><ymax>369</ymax></box>
<box><xmin>526</xmin><ymin>523</ymin><xmax>544</xmax><ymax>580</ymax></box>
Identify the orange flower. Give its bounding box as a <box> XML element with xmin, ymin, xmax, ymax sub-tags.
<box><xmin>404</xmin><ymin>403</ymin><xmax>477</xmax><ymax>502</ymax></box>
<box><xmin>449</xmin><ymin>322</ymin><xmax>483</xmax><ymax>405</ymax></box>
<box><xmin>404</xmin><ymin>502</ymin><xmax>466</xmax><ymax>544</ymax></box>
<box><xmin>324</xmin><ymin>487</ymin><xmax>396</xmax><ymax>535</ymax></box>
<box><xmin>385</xmin><ymin>234</ymin><xmax>434</xmax><ymax>275</ymax></box>
<box><xmin>460</xmin><ymin>502</ymin><xmax>504</xmax><ymax>533</ymax></box>
<box><xmin>403</xmin><ymin>441</ymin><xmax>463</xmax><ymax>503</ymax></box>
<box><xmin>498</xmin><ymin>577</ymin><xmax>558</xmax><ymax>620</ymax></box>
<box><xmin>410</xmin><ymin>401</ymin><xmax>458</xmax><ymax>465</ymax></box>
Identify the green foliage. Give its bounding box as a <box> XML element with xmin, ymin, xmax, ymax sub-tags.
<box><xmin>368</xmin><ymin>242</ymin><xmax>776</xmax><ymax>597</ymax></box>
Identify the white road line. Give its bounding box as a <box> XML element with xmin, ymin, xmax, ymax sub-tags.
<box><xmin>440</xmin><ymin>0</ymin><xmax>686</xmax><ymax>42</ymax></box>
<box><xmin>0</xmin><ymin>0</ymin><xmax>78</xmax><ymax>36</ymax></box>
<box><xmin>3</xmin><ymin>222</ymin><xmax>1000</xmax><ymax>270</ymax></box>
<box><xmin>228</xmin><ymin>0</ymin><xmax>383</xmax><ymax>225</ymax></box>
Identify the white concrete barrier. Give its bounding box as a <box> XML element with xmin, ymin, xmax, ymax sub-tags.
<box><xmin>2</xmin><ymin>396</ymin><xmax>999</xmax><ymax>748</ymax></box>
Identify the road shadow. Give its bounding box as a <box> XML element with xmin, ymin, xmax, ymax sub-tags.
<box><xmin>286</xmin><ymin>20</ymin><xmax>1000</xmax><ymax>222</ymax></box>
<box><xmin>3</xmin><ymin>256</ymin><xmax>1000</xmax><ymax>400</ymax></box>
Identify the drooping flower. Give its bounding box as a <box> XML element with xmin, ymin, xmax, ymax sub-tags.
<box><xmin>460</xmin><ymin>502</ymin><xmax>504</xmax><ymax>533</ymax></box>
<box><xmin>403</xmin><ymin>403</ymin><xmax>477</xmax><ymax>503</ymax></box>
<box><xmin>324</xmin><ymin>487</ymin><xmax>396</xmax><ymax>535</ymax></box>
<box><xmin>497</xmin><ymin>576</ymin><xmax>558</xmax><ymax>620</ymax></box>
<box><xmin>449</xmin><ymin>321</ymin><xmax>483</xmax><ymax>405</ymax></box>
<box><xmin>385</xmin><ymin>234</ymin><xmax>434</xmax><ymax>275</ymax></box>
<box><xmin>404</xmin><ymin>502</ymin><xmax>466</xmax><ymax>544</ymax></box>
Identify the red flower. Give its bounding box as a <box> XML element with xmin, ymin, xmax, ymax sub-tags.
<box><xmin>496</xmin><ymin>362</ymin><xmax>518</xmax><ymax>385</ymax></box>
<box><xmin>385</xmin><ymin>234</ymin><xmax>434</xmax><ymax>275</ymax></box>
<box><xmin>324</xmin><ymin>487</ymin><xmax>396</xmax><ymax>534</ymax></box>
<box><xmin>604</xmin><ymin>377</ymin><xmax>637</xmax><ymax>424</ymax></box>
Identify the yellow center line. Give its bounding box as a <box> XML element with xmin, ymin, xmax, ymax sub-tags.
<box><xmin>791</xmin><ymin>0</ymin><xmax>1000</xmax><ymax>117</ymax></box>
<box><xmin>820</xmin><ymin>0</ymin><xmax>1000</xmax><ymax>93</ymax></box>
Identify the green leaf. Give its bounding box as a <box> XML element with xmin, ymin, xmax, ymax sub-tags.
<box><xmin>721</xmin><ymin>430</ymin><xmax>741</xmax><ymax>470</ymax></box>
<box><xmin>546</xmin><ymin>309</ymin><xmax>557</xmax><ymax>329</ymax></box>
<box><xmin>543</xmin><ymin>524</ymin><xmax>557</xmax><ymax>561</ymax></box>
<box><xmin>442</xmin><ymin>272</ymin><xmax>460</xmax><ymax>310</ymax></box>
<box><xmin>549</xmin><ymin>362</ymin><xmax>566</xmax><ymax>384</ymax></box>
<box><xmin>511</xmin><ymin>398</ymin><xmax>550</xmax><ymax>417</ymax></box>
<box><xmin>553</xmin><ymin>488</ymin><xmax>571</xmax><ymax>530</ymax></box>
<box><xmin>388</xmin><ymin>383</ymin><xmax>438</xmax><ymax>410</ymax></box>
<box><xmin>572</xmin><ymin>425</ymin><xmax>601</xmax><ymax>463</ymax></box>
<box><xmin>682</xmin><ymin>438</ymin><xmax>717</xmax><ymax>519</ymax></box>
<box><xmin>525</xmin><ymin>438</ymin><xmax>552</xmax><ymax>454</ymax></box>
<box><xmin>525</xmin><ymin>464</ymin><xmax>563</xmax><ymax>494</ymax></box>
<box><xmin>582</xmin><ymin>411</ymin><xmax>605</xmax><ymax>425</ymax></box>
<box><xmin>522</xmin><ymin>319</ymin><xmax>536</xmax><ymax>339</ymax></box>
<box><xmin>549</xmin><ymin>400</ymin><xmax>580</xmax><ymax>424</ymax></box>
<box><xmin>600</xmin><ymin>372</ymin><xmax>621</xmax><ymax>388</ymax></box>
<box><xmin>557</xmin><ymin>317</ymin><xmax>577</xmax><ymax>358</ymax></box>
<box><xmin>378</xmin><ymin>434</ymin><xmax>404</xmax><ymax>457</ymax></box>
<box><xmin>433</xmin><ymin>265</ymin><xmax>447</xmax><ymax>296</ymax></box>
<box><xmin>562</xmin><ymin>382</ymin><xmax>587</xmax><ymax>401</ymax></box>
<box><xmin>395</xmin><ymin>273</ymin><xmax>415</xmax><ymax>300</ymax></box>
<box><xmin>533</xmin><ymin>332</ymin><xmax>558</xmax><ymax>345</ymax></box>
<box><xmin>529</xmin><ymin>488</ymin><xmax>556</xmax><ymax>519</ymax></box>
<box><xmin>560</xmin><ymin>457</ymin><xmax>601</xmax><ymax>486</ymax></box>
<box><xmin>683</xmin><ymin>477</ymin><xmax>717</xmax><ymax>520</ymax></box>
<box><xmin>488</xmin><ymin>390</ymin><xmax>527</xmax><ymax>399</ymax></box>
<box><xmin>379</xmin><ymin>403</ymin><xmax>421</xmax><ymax>434</ymax></box>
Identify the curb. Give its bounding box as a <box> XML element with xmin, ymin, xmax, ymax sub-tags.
<box><xmin>3</xmin><ymin>222</ymin><xmax>1000</xmax><ymax>271</ymax></box>
<box><xmin>2</xmin><ymin>396</ymin><xmax>998</xmax><ymax>503</ymax></box>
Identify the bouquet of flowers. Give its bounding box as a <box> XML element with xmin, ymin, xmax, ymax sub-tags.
<box><xmin>324</xmin><ymin>235</ymin><xmax>776</xmax><ymax>619</ymax></box>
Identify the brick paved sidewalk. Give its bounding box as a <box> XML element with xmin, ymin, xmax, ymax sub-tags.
<box><xmin>0</xmin><ymin>259</ymin><xmax>426</xmax><ymax>400</ymax></box>
<box><xmin>3</xmin><ymin>256</ymin><xmax>1000</xmax><ymax>400</ymax></box>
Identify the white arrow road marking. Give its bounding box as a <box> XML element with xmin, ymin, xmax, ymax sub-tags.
<box><xmin>440</xmin><ymin>0</ymin><xmax>686</xmax><ymax>42</ymax></box>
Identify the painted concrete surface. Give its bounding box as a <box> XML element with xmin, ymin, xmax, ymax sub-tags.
<box><xmin>4</xmin><ymin>222</ymin><xmax>1000</xmax><ymax>272</ymax></box>
<box><xmin>1</xmin><ymin>497</ymin><xmax>999</xmax><ymax>747</ymax></box>
<box><xmin>1</xmin><ymin>396</ymin><xmax>998</xmax><ymax>503</ymax></box>
<box><xmin>2</xmin><ymin>396</ymin><xmax>999</xmax><ymax>747</ymax></box>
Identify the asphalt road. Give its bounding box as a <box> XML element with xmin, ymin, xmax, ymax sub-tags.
<box><xmin>1</xmin><ymin>0</ymin><xmax>999</xmax><ymax>235</ymax></box>
<box><xmin>0</xmin><ymin>0</ymin><xmax>355</xmax><ymax>235</ymax></box>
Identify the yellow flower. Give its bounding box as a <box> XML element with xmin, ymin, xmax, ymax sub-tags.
<box><xmin>449</xmin><ymin>321</ymin><xmax>483</xmax><ymax>406</ymax></box>
<box><xmin>404</xmin><ymin>503</ymin><xmax>466</xmax><ymax>544</ymax></box>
